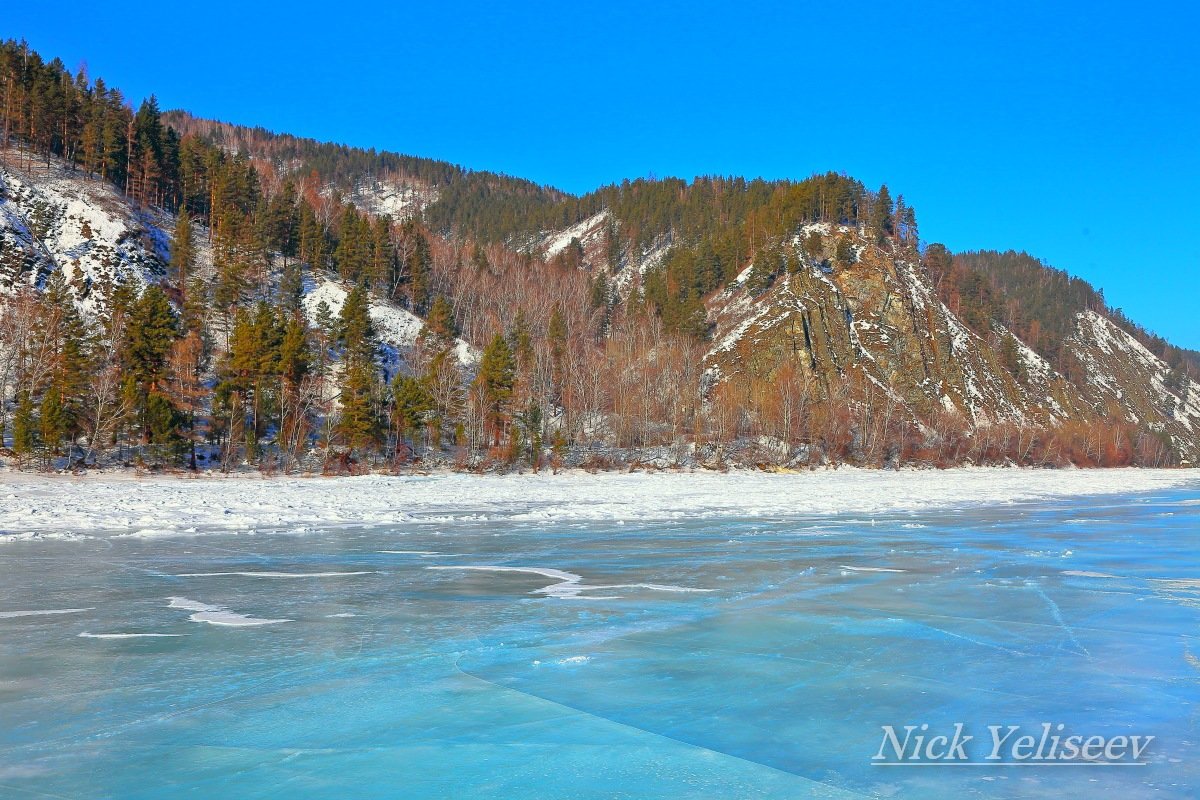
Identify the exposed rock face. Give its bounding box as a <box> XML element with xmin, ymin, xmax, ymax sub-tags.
<box><xmin>695</xmin><ymin>225</ymin><xmax>1197</xmax><ymax>459</ymax></box>
<box><xmin>1066</xmin><ymin>310</ymin><xmax>1200</xmax><ymax>461</ymax></box>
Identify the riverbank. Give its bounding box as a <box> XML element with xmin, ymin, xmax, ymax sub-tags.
<box><xmin>2</xmin><ymin>466</ymin><xmax>1196</xmax><ymax>540</ymax></box>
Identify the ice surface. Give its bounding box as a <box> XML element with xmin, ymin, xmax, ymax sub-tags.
<box><xmin>427</xmin><ymin>564</ymin><xmax>711</xmax><ymax>599</ymax></box>
<box><xmin>167</xmin><ymin>596</ymin><xmax>291</xmax><ymax>627</ymax></box>
<box><xmin>0</xmin><ymin>608</ymin><xmax>93</xmax><ymax>618</ymax></box>
<box><xmin>1</xmin><ymin>480</ymin><xmax>1199</xmax><ymax>798</ymax></box>
<box><xmin>78</xmin><ymin>632</ymin><xmax>184</xmax><ymax>639</ymax></box>
<box><xmin>176</xmin><ymin>571</ymin><xmax>376</xmax><ymax>578</ymax></box>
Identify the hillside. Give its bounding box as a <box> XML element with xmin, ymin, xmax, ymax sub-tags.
<box><xmin>0</xmin><ymin>38</ymin><xmax>1196</xmax><ymax>472</ymax></box>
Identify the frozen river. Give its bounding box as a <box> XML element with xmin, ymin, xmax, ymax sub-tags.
<box><xmin>1</xmin><ymin>472</ymin><xmax>1198</xmax><ymax>797</ymax></box>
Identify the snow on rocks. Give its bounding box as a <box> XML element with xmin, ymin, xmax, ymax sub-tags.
<box><xmin>0</xmin><ymin>152</ymin><xmax>166</xmax><ymax>311</ymax></box>
<box><xmin>345</xmin><ymin>179</ymin><xmax>436</xmax><ymax>221</ymax></box>
<box><xmin>1068</xmin><ymin>311</ymin><xmax>1200</xmax><ymax>453</ymax></box>
<box><xmin>538</xmin><ymin>210</ymin><xmax>609</xmax><ymax>260</ymax></box>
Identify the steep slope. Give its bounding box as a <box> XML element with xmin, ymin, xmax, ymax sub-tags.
<box><xmin>1067</xmin><ymin>310</ymin><xmax>1200</xmax><ymax>461</ymax></box>
<box><xmin>0</xmin><ymin>146</ymin><xmax>471</xmax><ymax>378</ymax></box>
<box><xmin>0</xmin><ymin>152</ymin><xmax>169</xmax><ymax>310</ymax></box>
<box><xmin>686</xmin><ymin>222</ymin><xmax>1197</xmax><ymax>463</ymax></box>
<box><xmin>301</xmin><ymin>277</ymin><xmax>478</xmax><ymax>373</ymax></box>
<box><xmin>702</xmin><ymin>225</ymin><xmax>1081</xmax><ymax>427</ymax></box>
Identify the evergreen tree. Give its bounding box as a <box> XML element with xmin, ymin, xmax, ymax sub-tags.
<box><xmin>404</xmin><ymin>222</ymin><xmax>432</xmax><ymax>313</ymax></box>
<box><xmin>476</xmin><ymin>333</ymin><xmax>515</xmax><ymax>446</ymax></box>
<box><xmin>870</xmin><ymin>184</ymin><xmax>894</xmax><ymax>242</ymax></box>
<box><xmin>334</xmin><ymin>205</ymin><xmax>372</xmax><ymax>283</ymax></box>
<box><xmin>333</xmin><ymin>283</ymin><xmax>380</xmax><ymax>456</ymax></box>
<box><xmin>121</xmin><ymin>285</ymin><xmax>180</xmax><ymax>446</ymax></box>
<box><xmin>278</xmin><ymin>314</ymin><xmax>312</xmax><ymax>388</ymax></box>
<box><xmin>314</xmin><ymin>300</ymin><xmax>336</xmax><ymax>339</ymax></box>
<box><xmin>171</xmin><ymin>211</ymin><xmax>196</xmax><ymax>285</ymax></box>
<box><xmin>183</xmin><ymin>276</ymin><xmax>209</xmax><ymax>334</ymax></box>
<box><xmin>422</xmin><ymin>295</ymin><xmax>457</xmax><ymax>344</ymax></box>
<box><xmin>264</xmin><ymin>181</ymin><xmax>300</xmax><ymax>257</ymax></box>
<box><xmin>335</xmin><ymin>357</ymin><xmax>381</xmax><ymax>455</ymax></box>
<box><xmin>392</xmin><ymin>374</ymin><xmax>432</xmax><ymax>452</ymax></box>
<box><xmin>123</xmin><ymin>285</ymin><xmax>179</xmax><ymax>387</ymax></box>
<box><xmin>145</xmin><ymin>390</ymin><xmax>182</xmax><ymax>457</ymax></box>
<box><xmin>39</xmin><ymin>390</ymin><xmax>68</xmax><ymax>463</ymax></box>
<box><xmin>835</xmin><ymin>236</ymin><xmax>856</xmax><ymax>267</ymax></box>
<box><xmin>507</xmin><ymin>308</ymin><xmax>534</xmax><ymax>370</ymax></box>
<box><xmin>298</xmin><ymin>200</ymin><xmax>328</xmax><ymax>271</ymax></box>
<box><xmin>12</xmin><ymin>391</ymin><xmax>37</xmax><ymax>461</ymax></box>
<box><xmin>337</xmin><ymin>283</ymin><xmax>376</xmax><ymax>363</ymax></box>
<box><xmin>547</xmin><ymin>305</ymin><xmax>567</xmax><ymax>400</ymax></box>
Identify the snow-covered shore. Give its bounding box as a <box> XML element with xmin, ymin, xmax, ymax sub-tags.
<box><xmin>1</xmin><ymin>467</ymin><xmax>1196</xmax><ymax>541</ymax></box>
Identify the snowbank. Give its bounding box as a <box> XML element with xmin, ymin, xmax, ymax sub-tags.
<box><xmin>0</xmin><ymin>468</ymin><xmax>1195</xmax><ymax>540</ymax></box>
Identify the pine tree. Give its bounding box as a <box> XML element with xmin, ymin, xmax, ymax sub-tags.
<box><xmin>298</xmin><ymin>200</ymin><xmax>328</xmax><ymax>271</ymax></box>
<box><xmin>337</xmin><ymin>283</ymin><xmax>376</xmax><ymax>363</ymax></box>
<box><xmin>333</xmin><ymin>283</ymin><xmax>380</xmax><ymax>457</ymax></box>
<box><xmin>870</xmin><ymin>184</ymin><xmax>894</xmax><ymax>242</ymax></box>
<box><xmin>507</xmin><ymin>308</ymin><xmax>534</xmax><ymax>371</ymax></box>
<box><xmin>590</xmin><ymin>271</ymin><xmax>609</xmax><ymax>309</ymax></box>
<box><xmin>123</xmin><ymin>285</ymin><xmax>179</xmax><ymax>387</ymax></box>
<box><xmin>370</xmin><ymin>215</ymin><xmax>395</xmax><ymax>292</ymax></box>
<box><xmin>476</xmin><ymin>333</ymin><xmax>515</xmax><ymax>447</ymax></box>
<box><xmin>264</xmin><ymin>181</ymin><xmax>300</xmax><ymax>257</ymax></box>
<box><xmin>280</xmin><ymin>258</ymin><xmax>304</xmax><ymax>313</ymax></box>
<box><xmin>12</xmin><ymin>391</ymin><xmax>36</xmax><ymax>461</ymax></box>
<box><xmin>334</xmin><ymin>205</ymin><xmax>372</xmax><ymax>283</ymax></box>
<box><xmin>547</xmin><ymin>304</ymin><xmax>567</xmax><ymax>397</ymax></box>
<box><xmin>392</xmin><ymin>374</ymin><xmax>432</xmax><ymax>453</ymax></box>
<box><xmin>835</xmin><ymin>236</ymin><xmax>856</xmax><ymax>267</ymax></box>
<box><xmin>182</xmin><ymin>276</ymin><xmax>209</xmax><ymax>334</ymax></box>
<box><xmin>278</xmin><ymin>314</ymin><xmax>311</xmax><ymax>388</ymax></box>
<box><xmin>314</xmin><ymin>301</ymin><xmax>336</xmax><ymax>340</ymax></box>
<box><xmin>44</xmin><ymin>274</ymin><xmax>90</xmax><ymax>457</ymax></box>
<box><xmin>171</xmin><ymin>211</ymin><xmax>196</xmax><ymax>286</ymax></box>
<box><xmin>422</xmin><ymin>295</ymin><xmax>457</xmax><ymax>344</ymax></box>
<box><xmin>39</xmin><ymin>390</ymin><xmax>68</xmax><ymax>463</ymax></box>
<box><xmin>122</xmin><ymin>285</ymin><xmax>180</xmax><ymax>447</ymax></box>
<box><xmin>404</xmin><ymin>222</ymin><xmax>431</xmax><ymax>313</ymax></box>
<box><xmin>145</xmin><ymin>390</ymin><xmax>182</xmax><ymax>460</ymax></box>
<box><xmin>335</xmin><ymin>357</ymin><xmax>381</xmax><ymax>456</ymax></box>
<box><xmin>520</xmin><ymin>400</ymin><xmax>543</xmax><ymax>468</ymax></box>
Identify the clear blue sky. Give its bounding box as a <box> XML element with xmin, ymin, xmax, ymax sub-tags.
<box><xmin>5</xmin><ymin>1</ymin><xmax>1198</xmax><ymax>347</ymax></box>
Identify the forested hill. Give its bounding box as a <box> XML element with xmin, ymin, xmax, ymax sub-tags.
<box><xmin>1</xmin><ymin>38</ymin><xmax>1198</xmax><ymax>474</ymax></box>
<box><xmin>161</xmin><ymin>110</ymin><xmax>1195</xmax><ymax>375</ymax></box>
<box><xmin>940</xmin><ymin>250</ymin><xmax>1198</xmax><ymax>375</ymax></box>
<box><xmin>161</xmin><ymin>110</ymin><xmax>578</xmax><ymax>243</ymax></box>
